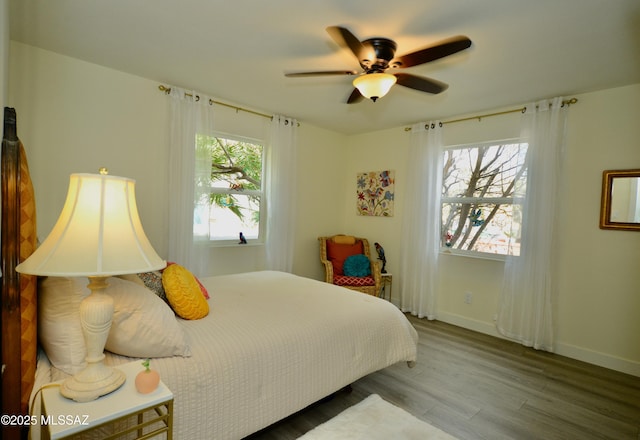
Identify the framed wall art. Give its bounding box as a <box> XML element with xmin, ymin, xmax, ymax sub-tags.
<box><xmin>356</xmin><ymin>170</ymin><xmax>395</xmax><ymax>217</ymax></box>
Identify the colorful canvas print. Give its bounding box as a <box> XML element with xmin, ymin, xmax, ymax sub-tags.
<box><xmin>356</xmin><ymin>170</ymin><xmax>395</xmax><ymax>216</ymax></box>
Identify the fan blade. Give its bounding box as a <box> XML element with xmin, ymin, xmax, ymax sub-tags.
<box><xmin>347</xmin><ymin>88</ymin><xmax>364</xmax><ymax>104</ymax></box>
<box><xmin>326</xmin><ymin>26</ymin><xmax>374</xmax><ymax>68</ymax></box>
<box><xmin>285</xmin><ymin>70</ymin><xmax>358</xmax><ymax>77</ymax></box>
<box><xmin>394</xmin><ymin>73</ymin><xmax>448</xmax><ymax>94</ymax></box>
<box><xmin>392</xmin><ymin>36</ymin><xmax>472</xmax><ymax>68</ymax></box>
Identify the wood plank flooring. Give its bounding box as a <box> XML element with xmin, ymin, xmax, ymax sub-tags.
<box><xmin>246</xmin><ymin>315</ymin><xmax>640</xmax><ymax>440</ymax></box>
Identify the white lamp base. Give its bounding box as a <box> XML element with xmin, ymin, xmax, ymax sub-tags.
<box><xmin>61</xmin><ymin>276</ymin><xmax>125</xmax><ymax>402</ymax></box>
<box><xmin>61</xmin><ymin>363</ymin><xmax>126</xmax><ymax>402</ymax></box>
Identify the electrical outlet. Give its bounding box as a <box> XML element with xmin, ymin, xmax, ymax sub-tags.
<box><xmin>464</xmin><ymin>291</ymin><xmax>473</xmax><ymax>304</ymax></box>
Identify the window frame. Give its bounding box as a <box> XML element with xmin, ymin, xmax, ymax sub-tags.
<box><xmin>440</xmin><ymin>138</ymin><xmax>528</xmax><ymax>260</ymax></box>
<box><xmin>199</xmin><ymin>131</ymin><xmax>266</xmax><ymax>247</ymax></box>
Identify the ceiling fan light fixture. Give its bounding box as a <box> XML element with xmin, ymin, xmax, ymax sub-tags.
<box><xmin>353</xmin><ymin>73</ymin><xmax>397</xmax><ymax>102</ymax></box>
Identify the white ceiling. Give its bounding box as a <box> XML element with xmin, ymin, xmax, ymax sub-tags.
<box><xmin>9</xmin><ymin>0</ymin><xmax>640</xmax><ymax>135</ymax></box>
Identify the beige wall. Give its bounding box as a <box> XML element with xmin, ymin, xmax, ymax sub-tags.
<box><xmin>8</xmin><ymin>42</ymin><xmax>346</xmax><ymax>280</ymax></box>
<box><xmin>555</xmin><ymin>85</ymin><xmax>640</xmax><ymax>372</ymax></box>
<box><xmin>343</xmin><ymin>85</ymin><xmax>640</xmax><ymax>375</ymax></box>
<box><xmin>8</xmin><ymin>41</ymin><xmax>640</xmax><ymax>375</ymax></box>
<box><xmin>9</xmin><ymin>42</ymin><xmax>171</xmax><ymax>254</ymax></box>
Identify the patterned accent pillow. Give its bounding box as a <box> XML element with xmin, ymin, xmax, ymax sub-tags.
<box><xmin>137</xmin><ymin>271</ymin><xmax>168</xmax><ymax>303</ymax></box>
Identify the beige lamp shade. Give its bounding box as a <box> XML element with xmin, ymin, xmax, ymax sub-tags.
<box><xmin>16</xmin><ymin>172</ymin><xmax>165</xmax><ymax>277</ymax></box>
<box><xmin>353</xmin><ymin>73</ymin><xmax>397</xmax><ymax>101</ymax></box>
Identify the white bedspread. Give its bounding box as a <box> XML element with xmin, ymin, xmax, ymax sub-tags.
<box><xmin>40</xmin><ymin>271</ymin><xmax>418</xmax><ymax>439</ymax></box>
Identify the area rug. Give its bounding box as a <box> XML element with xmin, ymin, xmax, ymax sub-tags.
<box><xmin>297</xmin><ymin>394</ymin><xmax>458</xmax><ymax>440</ymax></box>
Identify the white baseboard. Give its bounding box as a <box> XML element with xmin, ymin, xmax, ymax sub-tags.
<box><xmin>553</xmin><ymin>341</ymin><xmax>640</xmax><ymax>377</ymax></box>
<box><xmin>436</xmin><ymin>311</ymin><xmax>502</xmax><ymax>338</ymax></box>
<box><xmin>436</xmin><ymin>312</ymin><xmax>640</xmax><ymax>377</ymax></box>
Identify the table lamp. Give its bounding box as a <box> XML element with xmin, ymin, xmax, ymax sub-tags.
<box><xmin>16</xmin><ymin>169</ymin><xmax>166</xmax><ymax>402</ymax></box>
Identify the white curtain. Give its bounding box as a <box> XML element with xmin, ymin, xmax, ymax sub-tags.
<box><xmin>399</xmin><ymin>121</ymin><xmax>444</xmax><ymax>319</ymax></box>
<box><xmin>167</xmin><ymin>87</ymin><xmax>215</xmax><ymax>277</ymax></box>
<box><xmin>265</xmin><ymin>115</ymin><xmax>298</xmax><ymax>272</ymax></box>
<box><xmin>496</xmin><ymin>97</ymin><xmax>569</xmax><ymax>351</ymax></box>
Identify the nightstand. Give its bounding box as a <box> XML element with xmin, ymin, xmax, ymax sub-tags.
<box><xmin>380</xmin><ymin>273</ymin><xmax>392</xmax><ymax>302</ymax></box>
<box><xmin>40</xmin><ymin>361</ymin><xmax>173</xmax><ymax>440</ymax></box>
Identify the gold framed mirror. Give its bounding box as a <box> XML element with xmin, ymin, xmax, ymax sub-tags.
<box><xmin>599</xmin><ymin>169</ymin><xmax>640</xmax><ymax>231</ymax></box>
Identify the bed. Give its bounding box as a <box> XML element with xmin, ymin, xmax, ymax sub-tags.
<box><xmin>1</xmin><ymin>107</ymin><xmax>418</xmax><ymax>440</ymax></box>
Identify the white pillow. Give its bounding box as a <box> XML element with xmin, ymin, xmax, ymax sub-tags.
<box><xmin>105</xmin><ymin>277</ymin><xmax>191</xmax><ymax>358</ymax></box>
<box><xmin>39</xmin><ymin>277</ymin><xmax>191</xmax><ymax>375</ymax></box>
<box><xmin>38</xmin><ymin>277</ymin><xmax>89</xmax><ymax>375</ymax></box>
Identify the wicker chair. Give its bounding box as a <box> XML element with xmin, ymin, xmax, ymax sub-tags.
<box><xmin>318</xmin><ymin>235</ymin><xmax>382</xmax><ymax>296</ymax></box>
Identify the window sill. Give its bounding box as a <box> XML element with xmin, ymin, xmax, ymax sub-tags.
<box><xmin>439</xmin><ymin>248</ymin><xmax>507</xmax><ymax>262</ymax></box>
<box><xmin>209</xmin><ymin>241</ymin><xmax>264</xmax><ymax>249</ymax></box>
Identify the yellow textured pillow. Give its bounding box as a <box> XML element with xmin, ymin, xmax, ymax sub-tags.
<box><xmin>162</xmin><ymin>264</ymin><xmax>209</xmax><ymax>320</ymax></box>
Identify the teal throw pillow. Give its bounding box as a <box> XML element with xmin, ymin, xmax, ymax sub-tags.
<box><xmin>343</xmin><ymin>254</ymin><xmax>371</xmax><ymax>277</ymax></box>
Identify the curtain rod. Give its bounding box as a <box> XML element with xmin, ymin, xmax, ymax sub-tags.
<box><xmin>158</xmin><ymin>85</ymin><xmax>274</xmax><ymax>120</ymax></box>
<box><xmin>403</xmin><ymin>97</ymin><xmax>578</xmax><ymax>131</ymax></box>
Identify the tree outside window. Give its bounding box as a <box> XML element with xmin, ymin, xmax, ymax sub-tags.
<box><xmin>441</xmin><ymin>141</ymin><xmax>528</xmax><ymax>256</ymax></box>
<box><xmin>195</xmin><ymin>134</ymin><xmax>264</xmax><ymax>243</ymax></box>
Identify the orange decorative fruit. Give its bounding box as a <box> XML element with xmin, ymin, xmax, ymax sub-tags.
<box><xmin>135</xmin><ymin>359</ymin><xmax>160</xmax><ymax>394</ymax></box>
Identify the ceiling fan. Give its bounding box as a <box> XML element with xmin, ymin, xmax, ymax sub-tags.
<box><xmin>285</xmin><ymin>26</ymin><xmax>472</xmax><ymax>103</ymax></box>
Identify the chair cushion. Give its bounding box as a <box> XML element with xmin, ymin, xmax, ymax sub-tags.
<box><xmin>326</xmin><ymin>240</ymin><xmax>364</xmax><ymax>275</ymax></box>
<box><xmin>343</xmin><ymin>254</ymin><xmax>371</xmax><ymax>277</ymax></box>
<box><xmin>332</xmin><ymin>235</ymin><xmax>356</xmax><ymax>245</ymax></box>
<box><xmin>334</xmin><ymin>275</ymin><xmax>376</xmax><ymax>287</ymax></box>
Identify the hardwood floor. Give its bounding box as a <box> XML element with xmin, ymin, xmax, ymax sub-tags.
<box><xmin>246</xmin><ymin>315</ymin><xmax>640</xmax><ymax>440</ymax></box>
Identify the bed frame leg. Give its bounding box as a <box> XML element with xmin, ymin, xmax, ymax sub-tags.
<box><xmin>407</xmin><ymin>361</ymin><xmax>416</xmax><ymax>368</ymax></box>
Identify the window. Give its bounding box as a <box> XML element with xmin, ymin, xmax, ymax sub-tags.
<box><xmin>441</xmin><ymin>140</ymin><xmax>528</xmax><ymax>256</ymax></box>
<box><xmin>194</xmin><ymin>134</ymin><xmax>264</xmax><ymax>244</ymax></box>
